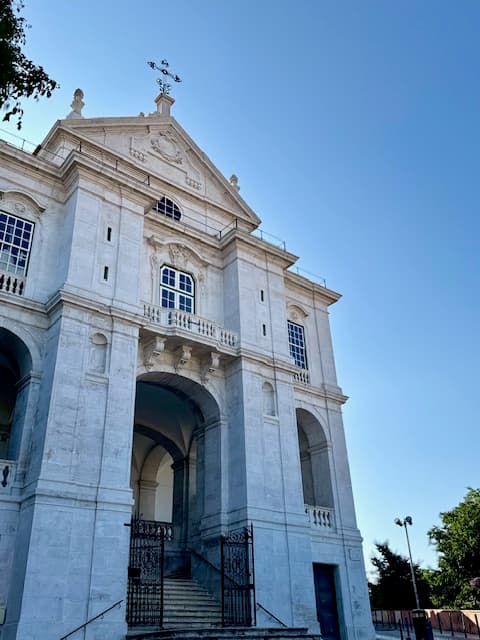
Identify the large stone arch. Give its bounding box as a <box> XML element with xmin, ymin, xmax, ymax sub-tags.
<box><xmin>131</xmin><ymin>370</ymin><xmax>223</xmax><ymax>574</ymax></box>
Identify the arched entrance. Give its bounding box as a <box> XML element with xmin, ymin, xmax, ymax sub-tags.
<box><xmin>128</xmin><ymin>371</ymin><xmax>222</xmax><ymax>626</ymax></box>
<box><xmin>0</xmin><ymin>327</ymin><xmax>32</xmax><ymax>463</ymax></box>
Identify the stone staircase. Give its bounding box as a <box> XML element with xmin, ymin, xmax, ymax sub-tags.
<box><xmin>162</xmin><ymin>577</ymin><xmax>222</xmax><ymax>628</ymax></box>
<box><xmin>128</xmin><ymin>629</ymin><xmax>319</xmax><ymax>640</ymax></box>
<box><xmin>126</xmin><ymin>577</ymin><xmax>320</xmax><ymax>640</ymax></box>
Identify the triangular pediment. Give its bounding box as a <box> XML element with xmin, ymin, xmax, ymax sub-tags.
<box><xmin>42</xmin><ymin>110</ymin><xmax>260</xmax><ymax>228</ymax></box>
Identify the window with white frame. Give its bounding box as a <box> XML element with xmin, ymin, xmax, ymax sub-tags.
<box><xmin>160</xmin><ymin>265</ymin><xmax>194</xmax><ymax>313</ymax></box>
<box><xmin>288</xmin><ymin>321</ymin><xmax>307</xmax><ymax>369</ymax></box>
<box><xmin>0</xmin><ymin>212</ymin><xmax>34</xmax><ymax>276</ymax></box>
<box><xmin>153</xmin><ymin>196</ymin><xmax>181</xmax><ymax>221</ymax></box>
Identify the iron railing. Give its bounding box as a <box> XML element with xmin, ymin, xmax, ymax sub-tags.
<box><xmin>126</xmin><ymin>518</ymin><xmax>172</xmax><ymax>627</ymax></box>
<box><xmin>59</xmin><ymin>599</ymin><xmax>122</xmax><ymax>640</ymax></box>
<box><xmin>221</xmin><ymin>524</ymin><xmax>256</xmax><ymax>627</ymax></box>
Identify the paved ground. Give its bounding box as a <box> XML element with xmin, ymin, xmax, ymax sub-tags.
<box><xmin>375</xmin><ymin>626</ymin><xmax>480</xmax><ymax>640</ymax></box>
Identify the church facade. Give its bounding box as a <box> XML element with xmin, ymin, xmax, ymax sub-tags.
<box><xmin>0</xmin><ymin>91</ymin><xmax>374</xmax><ymax>640</ymax></box>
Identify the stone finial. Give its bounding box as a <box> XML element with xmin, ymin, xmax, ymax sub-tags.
<box><xmin>66</xmin><ymin>88</ymin><xmax>84</xmax><ymax>119</ymax></box>
<box><xmin>229</xmin><ymin>174</ymin><xmax>240</xmax><ymax>192</ymax></box>
<box><xmin>153</xmin><ymin>92</ymin><xmax>175</xmax><ymax>117</ymax></box>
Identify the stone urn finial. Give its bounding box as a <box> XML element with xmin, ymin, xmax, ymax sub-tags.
<box><xmin>229</xmin><ymin>174</ymin><xmax>240</xmax><ymax>192</ymax></box>
<box><xmin>66</xmin><ymin>88</ymin><xmax>84</xmax><ymax>119</ymax></box>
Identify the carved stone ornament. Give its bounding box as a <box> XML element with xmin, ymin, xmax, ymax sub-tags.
<box><xmin>151</xmin><ymin>131</ymin><xmax>183</xmax><ymax>164</ymax></box>
<box><xmin>14</xmin><ymin>202</ymin><xmax>26</xmax><ymax>213</ymax></box>
<box><xmin>201</xmin><ymin>352</ymin><xmax>221</xmax><ymax>383</ymax></box>
<box><xmin>169</xmin><ymin>243</ymin><xmax>189</xmax><ymax>269</ymax></box>
<box><xmin>175</xmin><ymin>345</ymin><xmax>192</xmax><ymax>371</ymax></box>
<box><xmin>143</xmin><ymin>337</ymin><xmax>167</xmax><ymax>369</ymax></box>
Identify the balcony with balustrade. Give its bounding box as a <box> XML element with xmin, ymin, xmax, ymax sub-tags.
<box><xmin>0</xmin><ymin>269</ymin><xmax>25</xmax><ymax>297</ymax></box>
<box><xmin>305</xmin><ymin>504</ymin><xmax>336</xmax><ymax>533</ymax></box>
<box><xmin>142</xmin><ymin>304</ymin><xmax>239</xmax><ymax>356</ymax></box>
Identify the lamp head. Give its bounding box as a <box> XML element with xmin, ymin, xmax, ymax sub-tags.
<box><xmin>405</xmin><ymin>516</ymin><xmax>413</xmax><ymax>526</ymax></box>
<box><xmin>394</xmin><ymin>518</ymin><xmax>403</xmax><ymax>526</ymax></box>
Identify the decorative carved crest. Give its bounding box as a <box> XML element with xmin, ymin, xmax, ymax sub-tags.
<box><xmin>151</xmin><ymin>131</ymin><xmax>183</xmax><ymax>165</ymax></box>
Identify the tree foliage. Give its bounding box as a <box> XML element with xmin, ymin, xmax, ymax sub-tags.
<box><xmin>428</xmin><ymin>488</ymin><xmax>480</xmax><ymax>608</ymax></box>
<box><xmin>0</xmin><ymin>0</ymin><xmax>57</xmax><ymax>129</ymax></box>
<box><xmin>369</xmin><ymin>542</ymin><xmax>432</xmax><ymax>610</ymax></box>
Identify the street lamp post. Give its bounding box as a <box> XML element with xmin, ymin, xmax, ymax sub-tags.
<box><xmin>395</xmin><ymin>516</ymin><xmax>420</xmax><ymax>609</ymax></box>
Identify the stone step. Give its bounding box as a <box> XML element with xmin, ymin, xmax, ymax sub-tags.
<box><xmin>127</xmin><ymin>627</ymin><xmax>319</xmax><ymax>640</ymax></box>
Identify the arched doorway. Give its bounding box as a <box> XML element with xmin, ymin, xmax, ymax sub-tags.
<box><xmin>127</xmin><ymin>372</ymin><xmax>223</xmax><ymax>626</ymax></box>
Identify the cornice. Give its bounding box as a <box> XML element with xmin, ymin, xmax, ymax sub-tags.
<box><xmin>294</xmin><ymin>382</ymin><xmax>348</xmax><ymax>405</ymax></box>
<box><xmin>285</xmin><ymin>270</ymin><xmax>341</xmax><ymax>306</ymax></box>
<box><xmin>220</xmin><ymin>228</ymin><xmax>299</xmax><ymax>269</ymax></box>
<box><xmin>0</xmin><ymin>290</ymin><xmax>46</xmax><ymax>318</ymax></box>
<box><xmin>0</xmin><ymin>139</ymin><xmax>61</xmax><ymax>183</ymax></box>
<box><xmin>45</xmin><ymin>288</ymin><xmax>145</xmax><ymax>328</ymax></box>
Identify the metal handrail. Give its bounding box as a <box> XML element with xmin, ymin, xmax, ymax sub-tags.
<box><xmin>59</xmin><ymin>599</ymin><xmax>123</xmax><ymax>640</ymax></box>
<box><xmin>190</xmin><ymin>548</ymin><xmax>288</xmax><ymax>628</ymax></box>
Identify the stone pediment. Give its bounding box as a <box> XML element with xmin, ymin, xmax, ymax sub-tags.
<box><xmin>128</xmin><ymin>126</ymin><xmax>203</xmax><ymax>192</ymax></box>
<box><xmin>53</xmin><ymin>111</ymin><xmax>260</xmax><ymax>227</ymax></box>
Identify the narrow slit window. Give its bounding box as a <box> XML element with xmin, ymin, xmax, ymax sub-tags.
<box><xmin>103</xmin><ymin>266</ymin><xmax>109</xmax><ymax>281</ymax></box>
<box><xmin>107</xmin><ymin>227</ymin><xmax>112</xmax><ymax>242</ymax></box>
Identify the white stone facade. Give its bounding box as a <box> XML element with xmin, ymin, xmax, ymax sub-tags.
<box><xmin>0</xmin><ymin>93</ymin><xmax>374</xmax><ymax>640</ymax></box>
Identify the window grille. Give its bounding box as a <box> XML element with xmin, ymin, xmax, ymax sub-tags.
<box><xmin>153</xmin><ymin>197</ymin><xmax>181</xmax><ymax>221</ymax></box>
<box><xmin>288</xmin><ymin>321</ymin><xmax>307</xmax><ymax>369</ymax></box>
<box><xmin>0</xmin><ymin>212</ymin><xmax>34</xmax><ymax>276</ymax></box>
<box><xmin>160</xmin><ymin>265</ymin><xmax>194</xmax><ymax>313</ymax></box>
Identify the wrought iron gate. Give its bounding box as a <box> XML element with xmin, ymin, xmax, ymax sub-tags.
<box><xmin>221</xmin><ymin>524</ymin><xmax>256</xmax><ymax>626</ymax></box>
<box><xmin>126</xmin><ymin>518</ymin><xmax>172</xmax><ymax>627</ymax></box>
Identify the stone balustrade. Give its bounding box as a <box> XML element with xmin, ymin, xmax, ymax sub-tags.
<box><xmin>294</xmin><ymin>368</ymin><xmax>310</xmax><ymax>384</ymax></box>
<box><xmin>305</xmin><ymin>504</ymin><xmax>335</xmax><ymax>530</ymax></box>
<box><xmin>143</xmin><ymin>304</ymin><xmax>238</xmax><ymax>349</ymax></box>
<box><xmin>0</xmin><ymin>269</ymin><xmax>25</xmax><ymax>296</ymax></box>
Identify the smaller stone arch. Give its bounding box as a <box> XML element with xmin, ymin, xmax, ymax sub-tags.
<box><xmin>287</xmin><ymin>302</ymin><xmax>309</xmax><ymax>324</ymax></box>
<box><xmin>296</xmin><ymin>408</ymin><xmax>334</xmax><ymax>510</ymax></box>
<box><xmin>262</xmin><ymin>381</ymin><xmax>276</xmax><ymax>416</ymax></box>
<box><xmin>0</xmin><ymin>189</ymin><xmax>46</xmax><ymax>214</ymax></box>
<box><xmin>88</xmin><ymin>332</ymin><xmax>108</xmax><ymax>374</ymax></box>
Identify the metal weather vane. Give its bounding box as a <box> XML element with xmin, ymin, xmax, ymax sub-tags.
<box><xmin>147</xmin><ymin>60</ymin><xmax>182</xmax><ymax>95</ymax></box>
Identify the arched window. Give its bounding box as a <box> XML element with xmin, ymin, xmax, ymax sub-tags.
<box><xmin>160</xmin><ymin>265</ymin><xmax>194</xmax><ymax>313</ymax></box>
<box><xmin>153</xmin><ymin>197</ymin><xmax>181</xmax><ymax>221</ymax></box>
<box><xmin>288</xmin><ymin>321</ymin><xmax>307</xmax><ymax>369</ymax></box>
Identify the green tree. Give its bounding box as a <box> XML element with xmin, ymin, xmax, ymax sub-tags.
<box><xmin>0</xmin><ymin>0</ymin><xmax>58</xmax><ymax>129</ymax></box>
<box><xmin>428</xmin><ymin>488</ymin><xmax>480</xmax><ymax>608</ymax></box>
<box><xmin>369</xmin><ymin>542</ymin><xmax>432</xmax><ymax>610</ymax></box>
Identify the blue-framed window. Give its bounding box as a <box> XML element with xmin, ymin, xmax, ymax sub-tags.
<box><xmin>160</xmin><ymin>265</ymin><xmax>194</xmax><ymax>313</ymax></box>
<box><xmin>0</xmin><ymin>212</ymin><xmax>34</xmax><ymax>276</ymax></box>
<box><xmin>288</xmin><ymin>321</ymin><xmax>307</xmax><ymax>369</ymax></box>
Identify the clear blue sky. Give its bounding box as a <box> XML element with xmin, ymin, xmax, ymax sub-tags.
<box><xmin>2</xmin><ymin>0</ymin><xmax>479</xmax><ymax>579</ymax></box>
